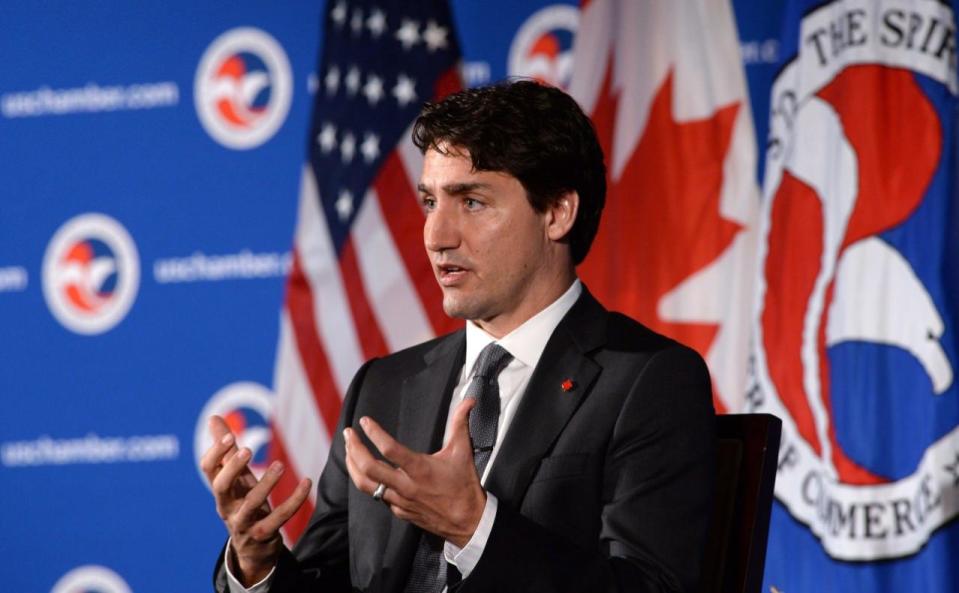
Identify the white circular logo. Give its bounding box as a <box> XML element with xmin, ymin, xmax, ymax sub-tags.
<box><xmin>508</xmin><ymin>5</ymin><xmax>580</xmax><ymax>89</ymax></box>
<box><xmin>51</xmin><ymin>565</ymin><xmax>131</xmax><ymax>593</ymax></box>
<box><xmin>42</xmin><ymin>213</ymin><xmax>140</xmax><ymax>335</ymax></box>
<box><xmin>194</xmin><ymin>381</ymin><xmax>274</xmax><ymax>489</ymax></box>
<box><xmin>194</xmin><ymin>27</ymin><xmax>293</xmax><ymax>150</ymax></box>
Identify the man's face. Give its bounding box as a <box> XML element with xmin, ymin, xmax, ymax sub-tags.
<box><xmin>418</xmin><ymin>146</ymin><xmax>556</xmax><ymax>336</ymax></box>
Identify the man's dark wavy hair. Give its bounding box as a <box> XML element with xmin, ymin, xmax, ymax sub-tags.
<box><xmin>411</xmin><ymin>80</ymin><xmax>606</xmax><ymax>265</ymax></box>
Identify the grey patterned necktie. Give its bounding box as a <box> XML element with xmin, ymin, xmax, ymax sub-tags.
<box><xmin>403</xmin><ymin>343</ymin><xmax>513</xmax><ymax>593</ymax></box>
<box><xmin>463</xmin><ymin>343</ymin><xmax>513</xmax><ymax>476</ymax></box>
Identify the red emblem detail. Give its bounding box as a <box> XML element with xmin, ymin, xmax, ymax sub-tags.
<box><xmin>561</xmin><ymin>379</ymin><xmax>574</xmax><ymax>392</ymax></box>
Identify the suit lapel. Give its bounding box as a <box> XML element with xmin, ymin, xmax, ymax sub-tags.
<box><xmin>484</xmin><ymin>289</ymin><xmax>607</xmax><ymax>508</ymax></box>
<box><xmin>378</xmin><ymin>288</ymin><xmax>607</xmax><ymax>590</ymax></box>
<box><xmin>380</xmin><ymin>331</ymin><xmax>465</xmax><ymax>592</ymax></box>
<box><xmin>396</xmin><ymin>332</ymin><xmax>465</xmax><ymax>454</ymax></box>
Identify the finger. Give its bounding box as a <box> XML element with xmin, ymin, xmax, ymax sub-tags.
<box><xmin>212</xmin><ymin>446</ymin><xmax>252</xmax><ymax>496</ymax></box>
<box><xmin>248</xmin><ymin>478</ymin><xmax>313</xmax><ymax>542</ymax></box>
<box><xmin>359</xmin><ymin>416</ymin><xmax>415</xmax><ymax>468</ymax></box>
<box><xmin>344</xmin><ymin>430</ymin><xmax>377</xmax><ymax>493</ymax></box>
<box><xmin>389</xmin><ymin>504</ymin><xmax>419</xmax><ymax>523</ymax></box>
<box><xmin>209</xmin><ymin>415</ymin><xmax>234</xmax><ymax>443</ymax></box>
<box><xmin>381</xmin><ymin>486</ymin><xmax>416</xmax><ymax>511</ymax></box>
<box><xmin>208</xmin><ymin>416</ymin><xmax>259</xmax><ymax>487</ymax></box>
<box><xmin>199</xmin><ymin>431</ymin><xmax>236</xmax><ymax>482</ymax></box>
<box><xmin>344</xmin><ymin>440</ymin><xmax>367</xmax><ymax>491</ymax></box>
<box><xmin>234</xmin><ymin>460</ymin><xmax>285</xmax><ymax>528</ymax></box>
<box><xmin>344</xmin><ymin>428</ymin><xmax>395</xmax><ymax>494</ymax></box>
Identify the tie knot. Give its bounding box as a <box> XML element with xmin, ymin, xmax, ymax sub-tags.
<box><xmin>472</xmin><ymin>342</ymin><xmax>513</xmax><ymax>380</ymax></box>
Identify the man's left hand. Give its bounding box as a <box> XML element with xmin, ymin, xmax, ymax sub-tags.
<box><xmin>344</xmin><ymin>398</ymin><xmax>486</xmax><ymax>548</ymax></box>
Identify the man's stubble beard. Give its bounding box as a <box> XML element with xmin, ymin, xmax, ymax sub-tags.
<box><xmin>441</xmin><ymin>289</ymin><xmax>494</xmax><ymax>324</ymax></box>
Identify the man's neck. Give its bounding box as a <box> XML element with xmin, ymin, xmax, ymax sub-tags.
<box><xmin>467</xmin><ymin>278</ymin><xmax>582</xmax><ymax>355</ymax></box>
<box><xmin>473</xmin><ymin>269</ymin><xmax>578</xmax><ymax>339</ymax></box>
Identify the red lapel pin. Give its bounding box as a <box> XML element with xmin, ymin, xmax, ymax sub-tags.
<box><xmin>561</xmin><ymin>378</ymin><xmax>575</xmax><ymax>392</ymax></box>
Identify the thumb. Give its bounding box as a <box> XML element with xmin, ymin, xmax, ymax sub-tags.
<box><xmin>446</xmin><ymin>398</ymin><xmax>476</xmax><ymax>454</ymax></box>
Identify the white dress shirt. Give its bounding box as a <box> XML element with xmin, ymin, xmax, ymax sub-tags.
<box><xmin>226</xmin><ymin>280</ymin><xmax>583</xmax><ymax>592</ymax></box>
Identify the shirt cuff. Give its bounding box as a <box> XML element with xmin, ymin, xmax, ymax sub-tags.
<box><xmin>443</xmin><ymin>492</ymin><xmax>498</xmax><ymax>579</ymax></box>
<box><xmin>224</xmin><ymin>538</ymin><xmax>276</xmax><ymax>593</ymax></box>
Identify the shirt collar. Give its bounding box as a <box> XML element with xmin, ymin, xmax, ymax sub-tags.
<box><xmin>463</xmin><ymin>279</ymin><xmax>582</xmax><ymax>375</ymax></box>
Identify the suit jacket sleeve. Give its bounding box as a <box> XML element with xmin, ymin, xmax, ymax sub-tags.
<box><xmin>456</xmin><ymin>344</ymin><xmax>716</xmax><ymax>593</ymax></box>
<box><xmin>212</xmin><ymin>359</ymin><xmax>376</xmax><ymax>593</ymax></box>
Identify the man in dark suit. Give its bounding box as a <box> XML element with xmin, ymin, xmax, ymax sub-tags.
<box><xmin>203</xmin><ymin>81</ymin><xmax>715</xmax><ymax>593</ymax></box>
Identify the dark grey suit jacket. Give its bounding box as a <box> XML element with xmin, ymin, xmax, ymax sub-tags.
<box><xmin>215</xmin><ymin>288</ymin><xmax>716</xmax><ymax>592</ymax></box>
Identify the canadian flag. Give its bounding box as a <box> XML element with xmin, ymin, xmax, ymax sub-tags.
<box><xmin>569</xmin><ymin>0</ymin><xmax>760</xmax><ymax>413</ymax></box>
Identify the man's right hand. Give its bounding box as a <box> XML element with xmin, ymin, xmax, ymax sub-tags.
<box><xmin>200</xmin><ymin>415</ymin><xmax>313</xmax><ymax>587</ymax></box>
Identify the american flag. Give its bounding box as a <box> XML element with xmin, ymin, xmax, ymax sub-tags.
<box><xmin>268</xmin><ymin>0</ymin><xmax>463</xmax><ymax>543</ymax></box>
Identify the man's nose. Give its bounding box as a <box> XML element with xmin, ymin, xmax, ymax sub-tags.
<box><xmin>424</xmin><ymin>202</ymin><xmax>460</xmax><ymax>253</ymax></box>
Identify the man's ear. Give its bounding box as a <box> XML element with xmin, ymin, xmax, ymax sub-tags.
<box><xmin>546</xmin><ymin>191</ymin><xmax>579</xmax><ymax>242</ymax></box>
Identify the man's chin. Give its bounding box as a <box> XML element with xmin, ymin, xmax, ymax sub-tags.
<box><xmin>441</xmin><ymin>295</ymin><xmax>483</xmax><ymax>322</ymax></box>
<box><xmin>442</xmin><ymin>303</ymin><xmax>470</xmax><ymax>321</ymax></box>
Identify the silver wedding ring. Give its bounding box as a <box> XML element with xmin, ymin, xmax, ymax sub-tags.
<box><xmin>372</xmin><ymin>482</ymin><xmax>387</xmax><ymax>501</ymax></box>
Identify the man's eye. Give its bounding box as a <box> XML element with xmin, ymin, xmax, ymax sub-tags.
<box><xmin>464</xmin><ymin>197</ymin><xmax>482</xmax><ymax>209</ymax></box>
<box><xmin>421</xmin><ymin>197</ymin><xmax>436</xmax><ymax>211</ymax></box>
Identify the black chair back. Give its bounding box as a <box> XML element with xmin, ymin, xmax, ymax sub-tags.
<box><xmin>698</xmin><ymin>414</ymin><xmax>782</xmax><ymax>593</ymax></box>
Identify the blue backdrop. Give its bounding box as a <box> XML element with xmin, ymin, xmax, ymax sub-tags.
<box><xmin>0</xmin><ymin>1</ymin><xmax>781</xmax><ymax>591</ymax></box>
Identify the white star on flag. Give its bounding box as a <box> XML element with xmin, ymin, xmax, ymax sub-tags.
<box><xmin>367</xmin><ymin>8</ymin><xmax>387</xmax><ymax>38</ymax></box>
<box><xmin>345</xmin><ymin>66</ymin><xmax>361</xmax><ymax>95</ymax></box>
<box><xmin>324</xmin><ymin>66</ymin><xmax>340</xmax><ymax>96</ymax></box>
<box><xmin>395</xmin><ymin>19</ymin><xmax>419</xmax><ymax>50</ymax></box>
<box><xmin>317</xmin><ymin>122</ymin><xmax>337</xmax><ymax>153</ymax></box>
<box><xmin>360</xmin><ymin>132</ymin><xmax>380</xmax><ymax>163</ymax></box>
<box><xmin>423</xmin><ymin>20</ymin><xmax>448</xmax><ymax>52</ymax></box>
<box><xmin>330</xmin><ymin>1</ymin><xmax>347</xmax><ymax>28</ymax></box>
<box><xmin>336</xmin><ymin>189</ymin><xmax>353</xmax><ymax>221</ymax></box>
<box><xmin>363</xmin><ymin>75</ymin><xmax>384</xmax><ymax>106</ymax></box>
<box><xmin>392</xmin><ymin>74</ymin><xmax>416</xmax><ymax>107</ymax></box>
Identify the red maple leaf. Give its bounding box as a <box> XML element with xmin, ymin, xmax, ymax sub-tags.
<box><xmin>581</xmin><ymin>66</ymin><xmax>742</xmax><ymax>410</ymax></box>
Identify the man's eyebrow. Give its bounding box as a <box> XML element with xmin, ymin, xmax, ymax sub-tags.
<box><xmin>416</xmin><ymin>182</ymin><xmax>492</xmax><ymax>195</ymax></box>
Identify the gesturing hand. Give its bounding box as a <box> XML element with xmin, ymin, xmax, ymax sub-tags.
<box><xmin>200</xmin><ymin>415</ymin><xmax>312</xmax><ymax>586</ymax></box>
<box><xmin>344</xmin><ymin>398</ymin><xmax>486</xmax><ymax>548</ymax></box>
